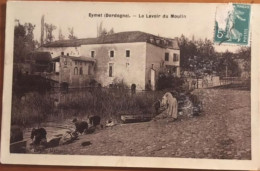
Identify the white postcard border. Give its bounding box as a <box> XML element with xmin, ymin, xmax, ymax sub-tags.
<box><xmin>1</xmin><ymin>1</ymin><xmax>260</xmax><ymax>170</ymax></box>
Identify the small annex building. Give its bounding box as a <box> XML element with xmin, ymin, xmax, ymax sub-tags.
<box><xmin>47</xmin><ymin>55</ymin><xmax>96</xmax><ymax>88</ymax></box>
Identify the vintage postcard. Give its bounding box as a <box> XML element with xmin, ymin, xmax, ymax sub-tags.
<box><xmin>1</xmin><ymin>1</ymin><xmax>260</xmax><ymax>170</ymax></box>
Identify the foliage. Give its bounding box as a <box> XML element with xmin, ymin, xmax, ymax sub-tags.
<box><xmin>178</xmin><ymin>35</ymin><xmax>197</xmax><ymax>70</ymax></box>
<box><xmin>236</xmin><ymin>47</ymin><xmax>251</xmax><ymax>73</ymax></box>
<box><xmin>44</xmin><ymin>23</ymin><xmax>56</xmax><ymax>43</ymax></box>
<box><xmin>58</xmin><ymin>28</ymin><xmax>65</xmax><ymax>40</ymax></box>
<box><xmin>11</xmin><ymin>89</ymin><xmax>165</xmax><ymax>126</ymax></box>
<box><xmin>59</xmin><ymin>89</ymin><xmax>164</xmax><ymax>121</ymax></box>
<box><xmin>14</xmin><ymin>21</ymin><xmax>36</xmax><ymax>63</ymax></box>
<box><xmin>13</xmin><ymin>21</ymin><xmax>37</xmax><ymax>96</ymax></box>
<box><xmin>11</xmin><ymin>92</ymin><xmax>54</xmax><ymax>126</ymax></box>
<box><xmin>97</xmin><ymin>21</ymin><xmax>115</xmax><ymax>37</ymax></box>
<box><xmin>40</xmin><ymin>15</ymin><xmax>45</xmax><ymax>45</ymax></box>
<box><xmin>178</xmin><ymin>35</ymin><xmax>219</xmax><ymax>78</ymax></box>
<box><xmin>235</xmin><ymin>47</ymin><xmax>251</xmax><ymax>86</ymax></box>
<box><xmin>111</xmin><ymin>78</ymin><xmax>129</xmax><ymax>89</ymax></box>
<box><xmin>68</xmin><ymin>27</ymin><xmax>77</xmax><ymax>40</ymax></box>
<box><xmin>178</xmin><ymin>35</ymin><xmax>243</xmax><ymax>78</ymax></box>
<box><xmin>216</xmin><ymin>50</ymin><xmax>241</xmax><ymax>77</ymax></box>
<box><xmin>108</xmin><ymin>28</ymin><xmax>115</xmax><ymax>34</ymax></box>
<box><xmin>157</xmin><ymin>72</ymin><xmax>185</xmax><ymax>91</ymax></box>
<box><xmin>12</xmin><ymin>74</ymin><xmax>52</xmax><ymax>97</ymax></box>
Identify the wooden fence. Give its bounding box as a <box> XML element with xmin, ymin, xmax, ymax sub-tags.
<box><xmin>219</xmin><ymin>77</ymin><xmax>243</xmax><ymax>85</ymax></box>
<box><xmin>186</xmin><ymin>76</ymin><xmax>242</xmax><ymax>89</ymax></box>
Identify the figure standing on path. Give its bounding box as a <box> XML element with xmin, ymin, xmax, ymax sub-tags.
<box><xmin>161</xmin><ymin>92</ymin><xmax>178</xmax><ymax>121</ymax></box>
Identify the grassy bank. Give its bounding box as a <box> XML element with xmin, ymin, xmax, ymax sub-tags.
<box><xmin>11</xmin><ymin>88</ymin><xmax>165</xmax><ymax>127</ymax></box>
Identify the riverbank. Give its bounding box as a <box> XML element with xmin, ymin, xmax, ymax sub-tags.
<box><xmin>27</xmin><ymin>88</ymin><xmax>251</xmax><ymax>159</ymax></box>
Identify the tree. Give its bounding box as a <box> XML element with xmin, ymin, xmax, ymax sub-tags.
<box><xmin>68</xmin><ymin>27</ymin><xmax>77</xmax><ymax>40</ymax></box>
<box><xmin>34</xmin><ymin>40</ymin><xmax>40</xmax><ymax>49</ymax></box>
<box><xmin>24</xmin><ymin>23</ymin><xmax>36</xmax><ymax>52</ymax></box>
<box><xmin>14</xmin><ymin>23</ymin><xmax>26</xmax><ymax>63</ymax></box>
<box><xmin>156</xmin><ymin>71</ymin><xmax>184</xmax><ymax>91</ymax></box>
<box><xmin>108</xmin><ymin>28</ymin><xmax>114</xmax><ymax>35</ymax></box>
<box><xmin>40</xmin><ymin>15</ymin><xmax>45</xmax><ymax>45</ymax></box>
<box><xmin>236</xmin><ymin>47</ymin><xmax>251</xmax><ymax>73</ymax></box>
<box><xmin>13</xmin><ymin>20</ymin><xmax>37</xmax><ymax>96</ymax></box>
<box><xmin>97</xmin><ymin>22</ymin><xmax>114</xmax><ymax>37</ymax></box>
<box><xmin>236</xmin><ymin>47</ymin><xmax>251</xmax><ymax>60</ymax></box>
<box><xmin>100</xmin><ymin>28</ymin><xmax>107</xmax><ymax>36</ymax></box>
<box><xmin>217</xmin><ymin>50</ymin><xmax>240</xmax><ymax>77</ymax></box>
<box><xmin>97</xmin><ymin>22</ymin><xmax>103</xmax><ymax>37</ymax></box>
<box><xmin>178</xmin><ymin>35</ymin><xmax>244</xmax><ymax>79</ymax></box>
<box><xmin>14</xmin><ymin>20</ymin><xmax>36</xmax><ymax>62</ymax></box>
<box><xmin>178</xmin><ymin>34</ymin><xmax>197</xmax><ymax>71</ymax></box>
<box><xmin>235</xmin><ymin>47</ymin><xmax>251</xmax><ymax>85</ymax></box>
<box><xmin>178</xmin><ymin>35</ymin><xmax>217</xmax><ymax>77</ymax></box>
<box><xmin>44</xmin><ymin>23</ymin><xmax>56</xmax><ymax>43</ymax></box>
<box><xmin>58</xmin><ymin>28</ymin><xmax>65</xmax><ymax>40</ymax></box>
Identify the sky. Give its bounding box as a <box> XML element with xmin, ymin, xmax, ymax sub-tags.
<box><xmin>9</xmin><ymin>1</ymin><xmax>243</xmax><ymax>52</ymax></box>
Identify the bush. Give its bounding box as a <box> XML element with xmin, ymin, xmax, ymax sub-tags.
<box><xmin>110</xmin><ymin>78</ymin><xmax>129</xmax><ymax>89</ymax></box>
<box><xmin>59</xmin><ymin>88</ymin><xmax>163</xmax><ymax>121</ymax></box>
<box><xmin>11</xmin><ymin>92</ymin><xmax>54</xmax><ymax>126</ymax></box>
<box><xmin>11</xmin><ymin>88</ymin><xmax>165</xmax><ymax>126</ymax></box>
<box><xmin>157</xmin><ymin>73</ymin><xmax>185</xmax><ymax>91</ymax></box>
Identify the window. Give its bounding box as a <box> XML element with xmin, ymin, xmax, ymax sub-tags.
<box><xmin>67</xmin><ymin>53</ymin><xmax>69</xmax><ymax>56</ymax></box>
<box><xmin>91</xmin><ymin>51</ymin><xmax>95</xmax><ymax>58</ymax></box>
<box><xmin>173</xmin><ymin>54</ymin><xmax>178</xmax><ymax>61</ymax></box>
<box><xmin>165</xmin><ymin>53</ymin><xmax>169</xmax><ymax>61</ymax></box>
<box><xmin>61</xmin><ymin>52</ymin><xmax>64</xmax><ymax>56</ymax></box>
<box><xmin>52</xmin><ymin>63</ymin><xmax>55</xmax><ymax>72</ymax></box>
<box><xmin>109</xmin><ymin>63</ymin><xmax>113</xmax><ymax>77</ymax></box>
<box><xmin>75</xmin><ymin>61</ymin><xmax>78</xmax><ymax>65</ymax></box>
<box><xmin>79</xmin><ymin>67</ymin><xmax>83</xmax><ymax>75</ymax></box>
<box><xmin>64</xmin><ymin>58</ymin><xmax>67</xmax><ymax>65</ymax></box>
<box><xmin>173</xmin><ymin>67</ymin><xmax>177</xmax><ymax>73</ymax></box>
<box><xmin>110</xmin><ymin>51</ymin><xmax>114</xmax><ymax>58</ymax></box>
<box><xmin>126</xmin><ymin>50</ymin><xmax>130</xmax><ymax>57</ymax></box>
<box><xmin>74</xmin><ymin>67</ymin><xmax>78</xmax><ymax>75</ymax></box>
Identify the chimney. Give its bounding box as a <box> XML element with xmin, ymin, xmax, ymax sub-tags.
<box><xmin>168</xmin><ymin>38</ymin><xmax>179</xmax><ymax>49</ymax></box>
<box><xmin>155</xmin><ymin>39</ymin><xmax>160</xmax><ymax>44</ymax></box>
<box><xmin>149</xmin><ymin>37</ymin><xmax>154</xmax><ymax>43</ymax></box>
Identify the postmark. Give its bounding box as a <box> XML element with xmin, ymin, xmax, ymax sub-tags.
<box><xmin>214</xmin><ymin>3</ymin><xmax>251</xmax><ymax>45</ymax></box>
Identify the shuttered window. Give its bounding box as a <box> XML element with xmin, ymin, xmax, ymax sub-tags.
<box><xmin>165</xmin><ymin>53</ymin><xmax>169</xmax><ymax>61</ymax></box>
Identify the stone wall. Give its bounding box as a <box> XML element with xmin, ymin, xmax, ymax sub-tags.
<box><xmin>81</xmin><ymin>43</ymin><xmax>147</xmax><ymax>90</ymax></box>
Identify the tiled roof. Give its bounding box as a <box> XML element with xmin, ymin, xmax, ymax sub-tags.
<box><xmin>52</xmin><ymin>55</ymin><xmax>96</xmax><ymax>62</ymax></box>
<box><xmin>41</xmin><ymin>31</ymin><xmax>179</xmax><ymax>50</ymax></box>
<box><xmin>27</xmin><ymin>52</ymin><xmax>52</xmax><ymax>62</ymax></box>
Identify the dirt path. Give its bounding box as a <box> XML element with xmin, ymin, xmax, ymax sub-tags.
<box><xmin>33</xmin><ymin>89</ymin><xmax>251</xmax><ymax>159</ymax></box>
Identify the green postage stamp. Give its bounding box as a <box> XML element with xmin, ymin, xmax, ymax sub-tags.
<box><xmin>214</xmin><ymin>3</ymin><xmax>251</xmax><ymax>45</ymax></box>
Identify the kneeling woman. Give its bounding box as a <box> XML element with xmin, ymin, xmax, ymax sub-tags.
<box><xmin>161</xmin><ymin>92</ymin><xmax>178</xmax><ymax>121</ymax></box>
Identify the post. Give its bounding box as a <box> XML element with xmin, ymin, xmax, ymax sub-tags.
<box><xmin>225</xmin><ymin>65</ymin><xmax>228</xmax><ymax>77</ymax></box>
<box><xmin>197</xmin><ymin>77</ymin><xmax>199</xmax><ymax>89</ymax></box>
<box><xmin>225</xmin><ymin>64</ymin><xmax>228</xmax><ymax>84</ymax></box>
